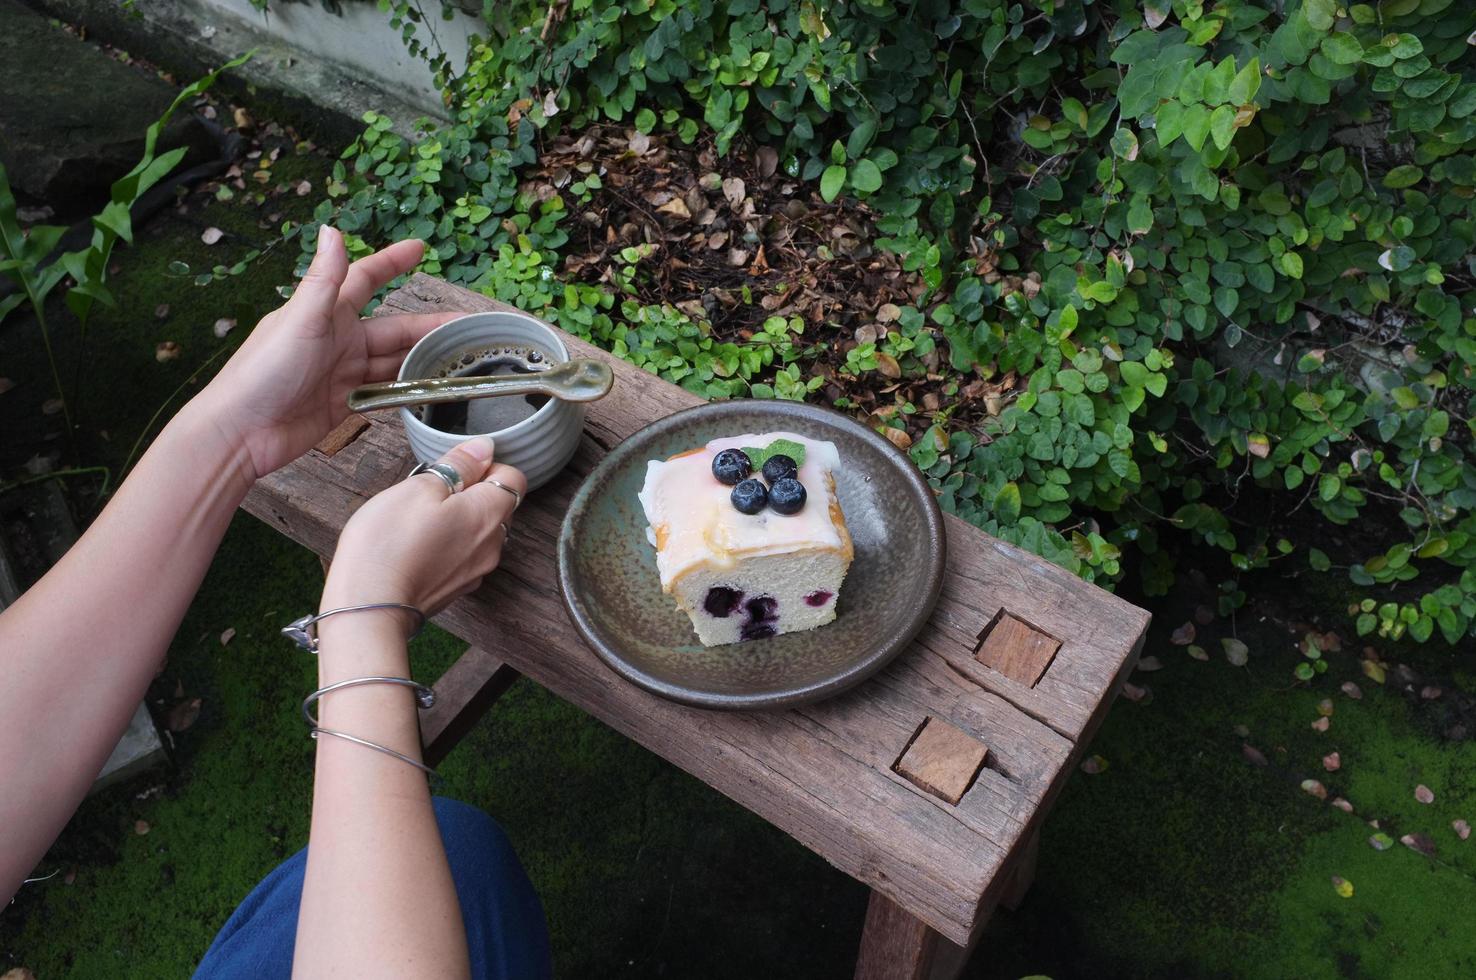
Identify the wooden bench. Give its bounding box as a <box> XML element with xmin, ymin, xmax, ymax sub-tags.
<box><xmin>243</xmin><ymin>273</ymin><xmax>1150</xmax><ymax>978</ymax></box>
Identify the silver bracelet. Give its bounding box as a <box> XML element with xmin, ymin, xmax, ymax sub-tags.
<box><xmin>301</xmin><ymin>675</ymin><xmax>437</xmax><ymax>727</ymax></box>
<box><xmin>309</xmin><ymin>727</ymin><xmax>438</xmax><ymax>779</ymax></box>
<box><xmin>280</xmin><ymin>602</ymin><xmax>425</xmax><ymax>653</ymax></box>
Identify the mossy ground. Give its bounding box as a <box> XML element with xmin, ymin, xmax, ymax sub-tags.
<box><xmin>4</xmin><ymin>101</ymin><xmax>1476</xmax><ymax>980</ymax></box>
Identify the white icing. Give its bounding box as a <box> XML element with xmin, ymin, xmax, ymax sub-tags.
<box><xmin>637</xmin><ymin>431</ymin><xmax>846</xmax><ymax>591</ymax></box>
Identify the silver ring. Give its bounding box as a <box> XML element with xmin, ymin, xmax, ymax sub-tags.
<box><xmin>408</xmin><ymin>461</ymin><xmax>464</xmax><ymax>494</ymax></box>
<box><xmin>485</xmin><ymin>478</ymin><xmax>522</xmax><ymax>510</ymax></box>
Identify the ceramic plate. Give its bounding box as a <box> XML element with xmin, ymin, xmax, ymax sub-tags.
<box><xmin>557</xmin><ymin>400</ymin><xmax>946</xmax><ymax>710</ymax></box>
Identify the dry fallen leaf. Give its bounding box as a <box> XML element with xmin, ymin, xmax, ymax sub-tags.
<box><xmin>154</xmin><ymin>303</ymin><xmax>170</xmax><ymax>319</ymax></box>
<box><xmin>876</xmin><ymin>302</ymin><xmax>902</xmax><ymax>324</ymax></box>
<box><xmin>134</xmin><ymin>819</ymin><xmax>151</xmax><ymax>836</ymax></box>
<box><xmin>882</xmin><ymin>427</ymin><xmax>912</xmax><ymax>451</ymax></box>
<box><xmin>1421</xmin><ymin>685</ymin><xmax>1442</xmax><ymax>700</ymax></box>
<box><xmin>1080</xmin><ymin>754</ymin><xmax>1108</xmax><ymax>774</ymax></box>
<box><xmin>756</xmin><ymin>145</ymin><xmax>779</xmax><ymax>178</ymax></box>
<box><xmin>1416</xmin><ymin>784</ymin><xmax>1435</xmax><ymax>804</ymax></box>
<box><xmin>1121</xmin><ymin>682</ymin><xmax>1152</xmax><ymax>704</ymax></box>
<box><xmin>1311</xmin><ymin>716</ymin><xmax>1330</xmax><ymax>732</ymax></box>
<box><xmin>1454</xmin><ymin>819</ymin><xmax>1471</xmax><ymax>840</ymax></box>
<box><xmin>1135</xmin><ymin>656</ymin><xmax>1163</xmax><ymax>672</ymax></box>
<box><xmin>1331</xmin><ymin>797</ymin><xmax>1354</xmax><ymax>813</ymax></box>
<box><xmin>1323</xmin><ymin>752</ymin><xmax>1341</xmax><ymax>772</ymax></box>
<box><xmin>875</xmin><ymin>352</ymin><xmax>902</xmax><ymax>379</ymax></box>
<box><xmin>1330</xmin><ymin>875</ymin><xmax>1354</xmax><ymax>898</ymax></box>
<box><xmin>220</xmin><ymin>627</ymin><xmax>236</xmax><ymax>646</ymax></box>
<box><xmin>1242</xmin><ymin>743</ymin><xmax>1268</xmax><ymax>767</ymax></box>
<box><xmin>1170</xmin><ymin>622</ymin><xmax>1196</xmax><ymax>645</ymax></box>
<box><xmin>1362</xmin><ymin>659</ymin><xmax>1386</xmax><ymax>684</ymax></box>
<box><xmin>214</xmin><ymin>318</ymin><xmax>237</xmax><ymax>338</ymax></box>
<box><xmin>722</xmin><ymin>177</ymin><xmax>746</xmax><ymax>208</ymax></box>
<box><xmin>1222</xmin><ymin>637</ymin><xmax>1249</xmax><ymax>666</ymax></box>
<box><xmin>167</xmin><ymin>697</ymin><xmax>201</xmax><ymax>733</ymax></box>
<box><xmin>1402</xmin><ymin>832</ymin><xmax>1436</xmax><ymax>856</ymax></box>
<box><xmin>656</xmin><ymin>197</ymin><xmax>692</xmax><ymax>220</ymax></box>
<box><xmin>232</xmin><ymin>106</ymin><xmax>253</xmax><ymax>129</ymax></box>
<box><xmin>1341</xmin><ymin>681</ymin><xmax>1363</xmax><ymax>700</ymax></box>
<box><xmin>2</xmin><ymin>968</ymin><xmax>38</xmax><ymax>980</ymax></box>
<box><xmin>1317</xmin><ymin>698</ymin><xmax>1334</xmax><ymax>717</ymax></box>
<box><xmin>155</xmin><ymin>342</ymin><xmax>181</xmax><ymax>362</ymax></box>
<box><xmin>0</xmin><ymin>378</ymin><xmax>12</xmax><ymax>396</ymax></box>
<box><xmin>41</xmin><ymin>398</ymin><xmax>64</xmax><ymax>415</ymax></box>
<box><xmin>201</xmin><ymin>226</ymin><xmax>224</xmax><ymax>245</ymax></box>
<box><xmin>1302</xmin><ymin>779</ymin><xmax>1328</xmax><ymax>800</ymax></box>
<box><xmin>296</xmin><ymin>179</ymin><xmax>312</xmax><ymax>196</ymax></box>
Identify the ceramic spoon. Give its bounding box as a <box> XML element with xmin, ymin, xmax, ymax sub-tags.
<box><xmin>347</xmin><ymin>358</ymin><xmax>614</xmax><ymax>413</ymax></box>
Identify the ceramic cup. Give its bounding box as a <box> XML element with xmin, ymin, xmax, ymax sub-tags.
<box><xmin>397</xmin><ymin>311</ymin><xmax>586</xmax><ymax>491</ymax></box>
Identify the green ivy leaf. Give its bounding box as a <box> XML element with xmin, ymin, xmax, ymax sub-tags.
<box><xmin>1155</xmin><ymin>100</ymin><xmax>1186</xmax><ymax>145</ymax></box>
<box><xmin>1127</xmin><ymin>194</ymin><xmax>1154</xmax><ymax>234</ymax></box>
<box><xmin>819</xmin><ymin>165</ymin><xmax>846</xmax><ymax>203</ymax></box>
<box><xmin>1321</xmin><ymin>32</ymin><xmax>1365</xmax><ymax>65</ymax></box>
<box><xmin>1282</xmin><ymin>252</ymin><xmax>1304</xmax><ymax>279</ymax></box>
<box><xmin>1203</xmin><ymin>57</ymin><xmax>1237</xmax><ymax>105</ymax></box>
<box><xmin>1309</xmin><ymin>548</ymin><xmax>1331</xmax><ymax>571</ymax></box>
<box><xmin>851</xmin><ymin>159</ymin><xmax>883</xmax><ymax>194</ymax></box>
<box><xmin>1180</xmin><ymin>103</ymin><xmax>1213</xmax><ymax>151</ymax></box>
<box><xmin>1304</xmin><ymin>0</ymin><xmax>1336</xmax><ymax>31</ymax></box>
<box><xmin>1227</xmin><ymin>58</ymin><xmax>1262</xmax><ymax>104</ymax></box>
<box><xmin>1383</xmin><ymin>164</ymin><xmax>1424</xmax><ymax>188</ymax></box>
<box><xmin>1209</xmin><ymin>104</ymin><xmax>1238</xmax><ymax>150</ymax></box>
<box><xmin>994</xmin><ymin>481</ymin><xmax>1022</xmax><ymax>524</ymax></box>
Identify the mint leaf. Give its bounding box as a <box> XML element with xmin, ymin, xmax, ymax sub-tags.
<box><xmin>741</xmin><ymin>438</ymin><xmax>807</xmax><ymax>470</ymax></box>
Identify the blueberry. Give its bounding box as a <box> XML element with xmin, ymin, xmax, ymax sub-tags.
<box><xmin>761</xmin><ymin>453</ymin><xmax>798</xmax><ymax>484</ymax></box>
<box><xmin>767</xmin><ymin>477</ymin><xmax>807</xmax><ymax>515</ymax></box>
<box><xmin>711</xmin><ymin>448</ymin><xmax>752</xmax><ymax>485</ymax></box>
<box><xmin>704</xmin><ymin>587</ymin><xmax>744</xmax><ymax>618</ymax></box>
<box><xmin>744</xmin><ymin>596</ymin><xmax>778</xmax><ymax>621</ymax></box>
<box><xmin>730</xmin><ymin>479</ymin><xmax>768</xmax><ymax>514</ymax></box>
<box><xmin>741</xmin><ymin>622</ymin><xmax>777</xmax><ymax>641</ymax></box>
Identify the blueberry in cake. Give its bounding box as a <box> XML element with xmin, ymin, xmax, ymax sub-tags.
<box><xmin>637</xmin><ymin>433</ymin><xmax>854</xmax><ymax>646</ymax></box>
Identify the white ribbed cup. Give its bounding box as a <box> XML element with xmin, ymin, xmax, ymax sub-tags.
<box><xmin>397</xmin><ymin>311</ymin><xmax>585</xmax><ymax>491</ymax></box>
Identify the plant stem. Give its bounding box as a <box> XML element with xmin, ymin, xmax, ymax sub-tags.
<box><xmin>24</xmin><ymin>293</ymin><xmax>77</xmax><ymax>460</ymax></box>
<box><xmin>0</xmin><ymin>466</ymin><xmax>111</xmax><ymax>498</ymax></box>
<box><xmin>117</xmin><ymin>342</ymin><xmax>235</xmax><ymax>485</ymax></box>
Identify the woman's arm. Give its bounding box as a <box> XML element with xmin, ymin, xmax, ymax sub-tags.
<box><xmin>0</xmin><ymin>228</ymin><xmax>453</xmax><ymax>900</ymax></box>
<box><xmin>291</xmin><ymin>438</ymin><xmax>525</xmax><ymax>979</ymax></box>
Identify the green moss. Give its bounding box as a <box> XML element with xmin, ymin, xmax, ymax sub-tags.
<box><xmin>6</xmin><ymin>119</ymin><xmax>1476</xmax><ymax>980</ymax></box>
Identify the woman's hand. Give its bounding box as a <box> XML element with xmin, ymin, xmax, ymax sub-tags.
<box><xmin>322</xmin><ymin>437</ymin><xmax>527</xmax><ymax>620</ymax></box>
<box><xmin>194</xmin><ymin>226</ymin><xmax>459</xmax><ymax>481</ymax></box>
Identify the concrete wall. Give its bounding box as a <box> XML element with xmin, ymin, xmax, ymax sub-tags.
<box><xmin>187</xmin><ymin>0</ymin><xmax>483</xmax><ymax>113</ymax></box>
<box><xmin>28</xmin><ymin>0</ymin><xmax>488</xmax><ymax>137</ymax></box>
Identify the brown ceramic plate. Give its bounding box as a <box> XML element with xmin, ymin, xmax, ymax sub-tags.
<box><xmin>557</xmin><ymin>400</ymin><xmax>946</xmax><ymax>710</ymax></box>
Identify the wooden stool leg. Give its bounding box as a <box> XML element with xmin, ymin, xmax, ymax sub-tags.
<box><xmin>854</xmin><ymin>892</ymin><xmax>973</xmax><ymax>980</ymax></box>
<box><xmin>420</xmin><ymin>646</ymin><xmax>520</xmax><ymax>766</ymax></box>
<box><xmin>1001</xmin><ymin>829</ymin><xmax>1040</xmax><ymax>911</ymax></box>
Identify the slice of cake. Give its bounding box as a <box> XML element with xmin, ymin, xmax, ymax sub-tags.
<box><xmin>638</xmin><ymin>432</ymin><xmax>854</xmax><ymax>647</ymax></box>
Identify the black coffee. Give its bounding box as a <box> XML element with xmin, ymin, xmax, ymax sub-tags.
<box><xmin>420</xmin><ymin>345</ymin><xmax>553</xmax><ymax>434</ymax></box>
